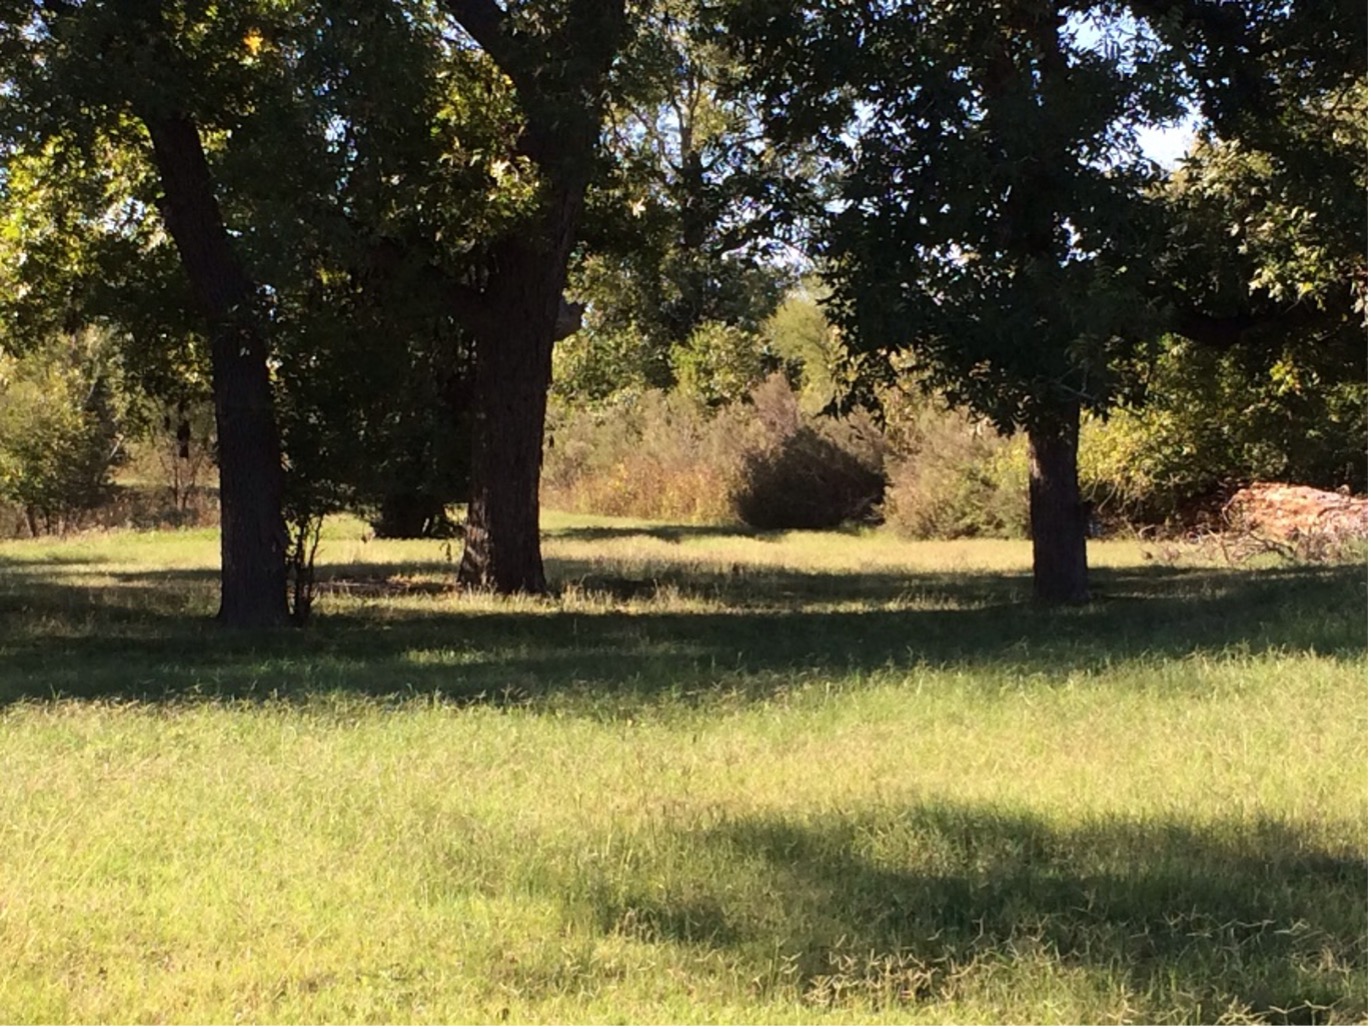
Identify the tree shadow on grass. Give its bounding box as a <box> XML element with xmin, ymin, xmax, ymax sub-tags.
<box><xmin>0</xmin><ymin>557</ymin><xmax>1364</xmax><ymax>710</ymax></box>
<box><xmin>573</xmin><ymin>801</ymin><xmax>1367</xmax><ymax>1023</ymax></box>
<box><xmin>0</xmin><ymin>552</ymin><xmax>115</xmax><ymax>569</ymax></box>
<box><xmin>545</xmin><ymin>523</ymin><xmax>783</xmax><ymax>544</ymax></box>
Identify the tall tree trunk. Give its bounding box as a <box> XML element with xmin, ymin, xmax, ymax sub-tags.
<box><xmin>1027</xmin><ymin>405</ymin><xmax>1090</xmax><ymax>605</ymax></box>
<box><xmin>458</xmin><ymin>234</ymin><xmax>568</xmax><ymax>593</ymax></box>
<box><xmin>437</xmin><ymin>0</ymin><xmax>625</xmax><ymax>593</ymax></box>
<box><xmin>209</xmin><ymin>322</ymin><xmax>289</xmax><ymax>626</ymax></box>
<box><xmin>142</xmin><ymin>112</ymin><xmax>289</xmax><ymax>628</ymax></box>
<box><xmin>984</xmin><ymin>2</ymin><xmax>1088</xmax><ymax>607</ymax></box>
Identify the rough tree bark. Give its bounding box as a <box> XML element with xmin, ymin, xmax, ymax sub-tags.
<box><xmin>458</xmin><ymin>197</ymin><xmax>580</xmax><ymax>592</ymax></box>
<box><xmin>142</xmin><ymin>112</ymin><xmax>289</xmax><ymax>628</ymax></box>
<box><xmin>1027</xmin><ymin>404</ymin><xmax>1090</xmax><ymax>605</ymax></box>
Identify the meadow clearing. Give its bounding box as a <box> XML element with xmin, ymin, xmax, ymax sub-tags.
<box><xmin>0</xmin><ymin>514</ymin><xmax>1365</xmax><ymax>1024</ymax></box>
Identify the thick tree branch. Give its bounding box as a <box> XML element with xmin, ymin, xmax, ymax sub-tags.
<box><xmin>141</xmin><ymin>112</ymin><xmax>256</xmax><ymax>320</ymax></box>
<box><xmin>436</xmin><ymin>0</ymin><xmax>530</xmax><ymax>93</ymax></box>
<box><xmin>1168</xmin><ymin>300</ymin><xmax>1343</xmax><ymax>351</ymax></box>
<box><xmin>439</xmin><ymin>0</ymin><xmax>626</xmax><ymax>173</ymax></box>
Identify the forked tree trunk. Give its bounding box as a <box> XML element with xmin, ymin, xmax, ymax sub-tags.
<box><xmin>458</xmin><ymin>239</ymin><xmax>565</xmax><ymax>593</ymax></box>
<box><xmin>1027</xmin><ymin>406</ymin><xmax>1090</xmax><ymax>605</ymax></box>
<box><xmin>143</xmin><ymin>112</ymin><xmax>289</xmax><ymax>628</ymax></box>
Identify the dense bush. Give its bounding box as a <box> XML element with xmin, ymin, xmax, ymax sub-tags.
<box><xmin>546</xmin><ymin>315</ymin><xmax>1368</xmax><ymax>539</ymax></box>
<box><xmin>0</xmin><ymin>330</ymin><xmax>133</xmax><ymax>534</ymax></box>
<box><xmin>0</xmin><ymin>484</ymin><xmax>220</xmax><ymax>539</ymax></box>
<box><xmin>879</xmin><ymin>392</ymin><xmax>1030</xmax><ymax>539</ymax></box>
<box><xmin>734</xmin><ymin>426</ymin><xmax>884</xmax><ymax>528</ymax></box>
<box><xmin>543</xmin><ymin>375</ymin><xmax>885</xmax><ymax>528</ymax></box>
<box><xmin>731</xmin><ymin>374</ymin><xmax>885</xmax><ymax>529</ymax></box>
<box><xmin>543</xmin><ymin>389</ymin><xmax>749</xmax><ymax>523</ymax></box>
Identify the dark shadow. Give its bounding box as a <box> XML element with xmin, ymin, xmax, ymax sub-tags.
<box><xmin>0</xmin><ymin>553</ymin><xmax>1364</xmax><ymax>710</ymax></box>
<box><xmin>0</xmin><ymin>552</ymin><xmax>114</xmax><ymax>569</ymax></box>
<box><xmin>569</xmin><ymin>802</ymin><xmax>1367</xmax><ymax>1023</ymax></box>
<box><xmin>545</xmin><ymin>523</ymin><xmax>783</xmax><ymax>544</ymax></box>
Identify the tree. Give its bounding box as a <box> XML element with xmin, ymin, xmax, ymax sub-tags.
<box><xmin>760</xmin><ymin>280</ymin><xmax>847</xmax><ymax>414</ymax></box>
<box><xmin>272</xmin><ymin>264</ymin><xmax>475</xmax><ymax>542</ymax></box>
<box><xmin>430</xmin><ymin>0</ymin><xmax>629</xmax><ymax>593</ymax></box>
<box><xmin>1079</xmin><ymin>332</ymin><xmax>1367</xmax><ymax>524</ymax></box>
<box><xmin>728</xmin><ymin>1</ymin><xmax>1185</xmax><ymax>602</ymax></box>
<box><xmin>1147</xmin><ymin>12</ymin><xmax>1366</xmax><ymax>413</ymax></box>
<box><xmin>3</xmin><ymin>0</ymin><xmax>291</xmax><ymax>626</ymax></box>
<box><xmin>2</xmin><ymin>0</ymin><xmax>502</xmax><ymax>612</ymax></box>
<box><xmin>140</xmin><ymin>107</ymin><xmax>291</xmax><ymax>627</ymax></box>
<box><xmin>1090</xmin><ymin>76</ymin><xmax>1369</xmax><ymax>515</ymax></box>
<box><xmin>558</xmin><ymin>0</ymin><xmax>802</xmax><ymax>405</ymax></box>
<box><xmin>1106</xmin><ymin>3</ymin><xmax>1367</xmax><ymax>517</ymax></box>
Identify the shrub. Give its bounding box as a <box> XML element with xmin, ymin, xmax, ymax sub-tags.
<box><xmin>543</xmin><ymin>390</ymin><xmax>748</xmax><ymax>523</ymax></box>
<box><xmin>95</xmin><ymin>484</ymin><xmax>220</xmax><ymax>532</ymax></box>
<box><xmin>734</xmin><ymin>426</ymin><xmax>885</xmax><ymax>528</ymax></box>
<box><xmin>880</xmin><ymin>393</ymin><xmax>1029</xmax><ymax>539</ymax></box>
<box><xmin>543</xmin><ymin>375</ymin><xmax>885</xmax><ymax>529</ymax></box>
<box><xmin>0</xmin><ymin>329</ymin><xmax>132</xmax><ymax>534</ymax></box>
<box><xmin>1078</xmin><ymin>336</ymin><xmax>1368</xmax><ymax>527</ymax></box>
<box><xmin>0</xmin><ymin>485</ymin><xmax>220</xmax><ymax>540</ymax></box>
<box><xmin>731</xmin><ymin>374</ymin><xmax>885</xmax><ymax>530</ymax></box>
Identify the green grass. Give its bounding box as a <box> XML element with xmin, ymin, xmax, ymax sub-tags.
<box><xmin>0</xmin><ymin>515</ymin><xmax>1365</xmax><ymax>1023</ymax></box>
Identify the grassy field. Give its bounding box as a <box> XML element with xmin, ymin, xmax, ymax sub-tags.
<box><xmin>0</xmin><ymin>514</ymin><xmax>1365</xmax><ymax>1024</ymax></box>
